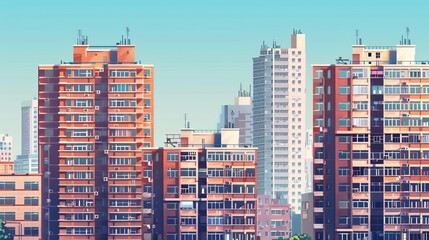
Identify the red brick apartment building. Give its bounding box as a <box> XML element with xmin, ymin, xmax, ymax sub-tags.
<box><xmin>257</xmin><ymin>195</ymin><xmax>291</xmax><ymax>240</ymax></box>
<box><xmin>38</xmin><ymin>35</ymin><xmax>154</xmax><ymax>239</ymax></box>
<box><xmin>313</xmin><ymin>41</ymin><xmax>429</xmax><ymax>240</ymax></box>
<box><xmin>142</xmin><ymin>128</ymin><xmax>258</xmax><ymax>240</ymax></box>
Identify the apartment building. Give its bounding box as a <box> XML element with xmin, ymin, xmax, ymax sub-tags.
<box><xmin>38</xmin><ymin>35</ymin><xmax>154</xmax><ymax>239</ymax></box>
<box><xmin>313</xmin><ymin>40</ymin><xmax>429</xmax><ymax>240</ymax></box>
<box><xmin>15</xmin><ymin>98</ymin><xmax>39</xmax><ymax>174</ymax></box>
<box><xmin>0</xmin><ymin>174</ymin><xmax>42</xmax><ymax>239</ymax></box>
<box><xmin>253</xmin><ymin>30</ymin><xmax>307</xmax><ymax>215</ymax></box>
<box><xmin>143</xmin><ymin>128</ymin><xmax>258</xmax><ymax>240</ymax></box>
<box><xmin>257</xmin><ymin>195</ymin><xmax>291</xmax><ymax>240</ymax></box>
<box><xmin>0</xmin><ymin>133</ymin><xmax>13</xmax><ymax>174</ymax></box>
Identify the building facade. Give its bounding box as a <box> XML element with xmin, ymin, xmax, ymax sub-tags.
<box><xmin>143</xmin><ymin>128</ymin><xmax>258</xmax><ymax>240</ymax></box>
<box><xmin>0</xmin><ymin>133</ymin><xmax>13</xmax><ymax>174</ymax></box>
<box><xmin>38</xmin><ymin>35</ymin><xmax>154</xmax><ymax>239</ymax></box>
<box><xmin>305</xmin><ymin>130</ymin><xmax>313</xmax><ymax>193</ymax></box>
<box><xmin>0</xmin><ymin>174</ymin><xmax>42</xmax><ymax>239</ymax></box>
<box><xmin>217</xmin><ymin>85</ymin><xmax>253</xmax><ymax>146</ymax></box>
<box><xmin>301</xmin><ymin>192</ymin><xmax>314</xmax><ymax>240</ymax></box>
<box><xmin>313</xmin><ymin>41</ymin><xmax>429</xmax><ymax>240</ymax></box>
<box><xmin>253</xmin><ymin>30</ymin><xmax>307</xmax><ymax>214</ymax></box>
<box><xmin>257</xmin><ymin>195</ymin><xmax>291</xmax><ymax>240</ymax></box>
<box><xmin>15</xmin><ymin>98</ymin><xmax>39</xmax><ymax>174</ymax></box>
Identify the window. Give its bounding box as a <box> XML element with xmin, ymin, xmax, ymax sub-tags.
<box><xmin>24</xmin><ymin>182</ymin><xmax>38</xmax><ymax>190</ymax></box>
<box><xmin>0</xmin><ymin>182</ymin><xmax>15</xmax><ymax>190</ymax></box>
<box><xmin>167</xmin><ymin>217</ymin><xmax>178</xmax><ymax>225</ymax></box>
<box><xmin>353</xmin><ymin>85</ymin><xmax>368</xmax><ymax>94</ymax></box>
<box><xmin>339</xmin><ymin>184</ymin><xmax>350</xmax><ymax>192</ymax></box>
<box><xmin>339</xmin><ymin>86</ymin><xmax>350</xmax><ymax>95</ymax></box>
<box><xmin>353</xmin><ymin>118</ymin><xmax>368</xmax><ymax>127</ymax></box>
<box><xmin>339</xmin><ymin>201</ymin><xmax>350</xmax><ymax>209</ymax></box>
<box><xmin>339</xmin><ymin>168</ymin><xmax>350</xmax><ymax>176</ymax></box>
<box><xmin>0</xmin><ymin>212</ymin><xmax>14</xmax><ymax>221</ymax></box>
<box><xmin>24</xmin><ymin>227</ymin><xmax>38</xmax><ymax>236</ymax></box>
<box><xmin>0</xmin><ymin>197</ymin><xmax>14</xmax><ymax>205</ymax></box>
<box><xmin>339</xmin><ymin>217</ymin><xmax>349</xmax><ymax>225</ymax></box>
<box><xmin>339</xmin><ymin>118</ymin><xmax>350</xmax><ymax>127</ymax></box>
<box><xmin>315</xmin><ymin>70</ymin><xmax>323</xmax><ymax>79</ymax></box>
<box><xmin>339</xmin><ymin>69</ymin><xmax>350</xmax><ymax>78</ymax></box>
<box><xmin>167</xmin><ymin>152</ymin><xmax>179</xmax><ymax>162</ymax></box>
<box><xmin>339</xmin><ymin>102</ymin><xmax>350</xmax><ymax>110</ymax></box>
<box><xmin>315</xmin><ymin>102</ymin><xmax>324</xmax><ymax>111</ymax></box>
<box><xmin>315</xmin><ymin>118</ymin><xmax>324</xmax><ymax>127</ymax></box>
<box><xmin>167</xmin><ymin>168</ymin><xmax>178</xmax><ymax>178</ymax></box>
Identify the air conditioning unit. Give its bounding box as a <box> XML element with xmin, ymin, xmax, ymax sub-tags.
<box><xmin>103</xmin><ymin>177</ymin><xmax>108</xmax><ymax>182</ymax></box>
<box><xmin>148</xmin><ymin>161</ymin><xmax>152</xmax><ymax>166</ymax></box>
<box><xmin>95</xmin><ymin>106</ymin><xmax>99</xmax><ymax>110</ymax></box>
<box><xmin>95</xmin><ymin>135</ymin><xmax>99</xmax><ymax>140</ymax></box>
<box><xmin>96</xmin><ymin>90</ymin><xmax>101</xmax><ymax>94</ymax></box>
<box><xmin>67</xmin><ymin>189</ymin><xmax>72</xmax><ymax>193</ymax></box>
<box><xmin>67</xmin><ymin>108</ymin><xmax>71</xmax><ymax>112</ymax></box>
<box><xmin>84</xmin><ymin>109</ymin><xmax>88</xmax><ymax>112</ymax></box>
<box><xmin>84</xmin><ymin>94</ymin><xmax>89</xmax><ymax>97</ymax></box>
<box><xmin>95</xmin><ymin>214</ymin><xmax>99</xmax><ymax>219</ymax></box>
<box><xmin>94</xmin><ymin>191</ymin><xmax>99</xmax><ymax>196</ymax></box>
<box><xmin>148</xmin><ymin>177</ymin><xmax>152</xmax><ymax>183</ymax></box>
<box><xmin>104</xmin><ymin>150</ymin><xmax>109</xmax><ymax>154</ymax></box>
<box><xmin>115</xmin><ymin>109</ymin><xmax>120</xmax><ymax>112</ymax></box>
<box><xmin>49</xmin><ymin>189</ymin><xmax>53</xmax><ymax>193</ymax></box>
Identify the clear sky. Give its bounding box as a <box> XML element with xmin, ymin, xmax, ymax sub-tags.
<box><xmin>1</xmin><ymin>0</ymin><xmax>428</xmax><ymax>156</ymax></box>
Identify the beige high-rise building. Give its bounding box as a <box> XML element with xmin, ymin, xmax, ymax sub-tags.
<box><xmin>253</xmin><ymin>30</ymin><xmax>307</xmax><ymax>216</ymax></box>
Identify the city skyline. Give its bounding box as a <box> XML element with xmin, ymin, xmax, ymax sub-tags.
<box><xmin>2</xmin><ymin>1</ymin><xmax>429</xmax><ymax>156</ymax></box>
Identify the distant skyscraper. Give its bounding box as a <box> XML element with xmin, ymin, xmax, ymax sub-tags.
<box><xmin>38</xmin><ymin>34</ymin><xmax>154</xmax><ymax>239</ymax></box>
<box><xmin>313</xmin><ymin>39</ymin><xmax>429</xmax><ymax>240</ymax></box>
<box><xmin>0</xmin><ymin>133</ymin><xmax>13</xmax><ymax>174</ymax></box>
<box><xmin>15</xmin><ymin>98</ymin><xmax>38</xmax><ymax>174</ymax></box>
<box><xmin>253</xmin><ymin>30</ymin><xmax>307</xmax><ymax>215</ymax></box>
<box><xmin>217</xmin><ymin>85</ymin><xmax>252</xmax><ymax>145</ymax></box>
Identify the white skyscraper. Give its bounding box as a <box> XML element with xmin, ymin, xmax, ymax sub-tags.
<box><xmin>253</xmin><ymin>30</ymin><xmax>306</xmax><ymax>214</ymax></box>
<box><xmin>15</xmin><ymin>98</ymin><xmax>38</xmax><ymax>173</ymax></box>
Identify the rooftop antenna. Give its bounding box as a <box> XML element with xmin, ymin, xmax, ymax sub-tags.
<box><xmin>77</xmin><ymin>29</ymin><xmax>82</xmax><ymax>45</ymax></box>
<box><xmin>406</xmin><ymin>27</ymin><xmax>410</xmax><ymax>45</ymax></box>
<box><xmin>335</xmin><ymin>57</ymin><xmax>350</xmax><ymax>65</ymax></box>
<box><xmin>184</xmin><ymin>113</ymin><xmax>187</xmax><ymax>128</ymax></box>
<box><xmin>249</xmin><ymin>85</ymin><xmax>251</xmax><ymax>97</ymax></box>
<box><xmin>126</xmin><ymin>27</ymin><xmax>130</xmax><ymax>44</ymax></box>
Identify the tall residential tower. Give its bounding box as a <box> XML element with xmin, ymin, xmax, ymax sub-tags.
<box><xmin>313</xmin><ymin>39</ymin><xmax>429</xmax><ymax>240</ymax></box>
<box><xmin>38</xmin><ymin>34</ymin><xmax>154</xmax><ymax>239</ymax></box>
<box><xmin>253</xmin><ymin>30</ymin><xmax>307</xmax><ymax>214</ymax></box>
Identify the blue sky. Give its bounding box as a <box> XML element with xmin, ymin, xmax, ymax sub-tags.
<box><xmin>0</xmin><ymin>0</ymin><xmax>428</xmax><ymax>156</ymax></box>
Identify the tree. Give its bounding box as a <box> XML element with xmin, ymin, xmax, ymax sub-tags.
<box><xmin>0</xmin><ymin>221</ymin><xmax>13</xmax><ymax>240</ymax></box>
<box><xmin>286</xmin><ymin>233</ymin><xmax>312</xmax><ymax>240</ymax></box>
